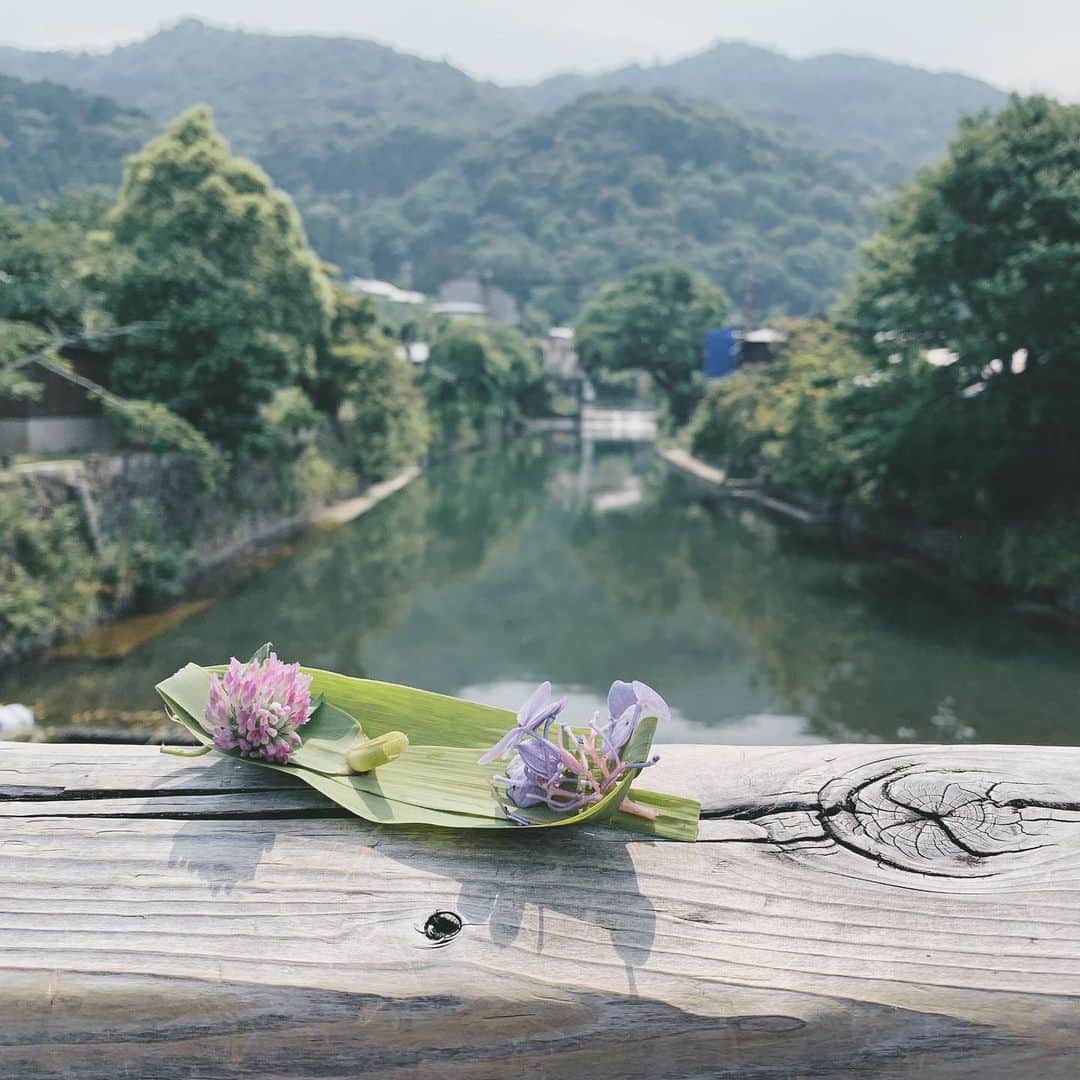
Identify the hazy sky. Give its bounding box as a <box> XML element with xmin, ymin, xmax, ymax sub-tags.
<box><xmin>4</xmin><ymin>1</ymin><xmax>1079</xmax><ymax>99</ymax></box>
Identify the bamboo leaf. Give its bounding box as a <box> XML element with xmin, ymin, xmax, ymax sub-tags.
<box><xmin>602</xmin><ymin>788</ymin><xmax>701</xmax><ymax>843</ymax></box>
<box><xmin>301</xmin><ymin>668</ymin><xmax>514</xmax><ymax>748</ymax></box>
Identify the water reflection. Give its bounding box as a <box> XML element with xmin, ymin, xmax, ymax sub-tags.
<box><xmin>5</xmin><ymin>440</ymin><xmax>1080</xmax><ymax>745</ymax></box>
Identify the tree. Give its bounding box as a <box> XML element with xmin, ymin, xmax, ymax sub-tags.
<box><xmin>341</xmin><ymin>341</ymin><xmax>430</xmax><ymax>482</ymax></box>
<box><xmin>101</xmin><ymin>107</ymin><xmax>334</xmax><ymax>448</ymax></box>
<box><xmin>0</xmin><ymin>194</ymin><xmax>108</xmax><ymax>333</ymax></box>
<box><xmin>575</xmin><ymin>265</ymin><xmax>729</xmax><ymax>424</ymax></box>
<box><xmin>0</xmin><ymin>194</ymin><xmax>111</xmax><ymax>405</ymax></box>
<box><xmin>303</xmin><ymin>285</ymin><xmax>382</xmax><ymax>420</ymax></box>
<box><xmin>840</xmin><ymin>95</ymin><xmax>1080</xmax><ymax>510</ymax></box>
<box><xmin>687</xmin><ymin>320</ymin><xmax>866</xmax><ymax>501</ymax></box>
<box><xmin>421</xmin><ymin>319</ymin><xmax>546</xmax><ymax>445</ymax></box>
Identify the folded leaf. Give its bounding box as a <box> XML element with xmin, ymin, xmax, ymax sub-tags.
<box><xmin>156</xmin><ymin>663</ymin><xmax>699</xmax><ymax>840</ymax></box>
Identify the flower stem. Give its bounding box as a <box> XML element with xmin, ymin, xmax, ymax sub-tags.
<box><xmin>619</xmin><ymin>797</ymin><xmax>658</xmax><ymax>821</ymax></box>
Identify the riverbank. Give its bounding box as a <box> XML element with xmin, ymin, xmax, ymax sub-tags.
<box><xmin>659</xmin><ymin>447</ymin><xmax>825</xmax><ymax>525</ymax></box>
<box><xmin>660</xmin><ymin>445</ymin><xmax>1080</xmax><ymax>619</ymax></box>
<box><xmin>0</xmin><ymin>452</ymin><xmax>422</xmax><ymax>670</ymax></box>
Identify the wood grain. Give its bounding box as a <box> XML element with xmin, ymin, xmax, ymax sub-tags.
<box><xmin>2</xmin><ymin>742</ymin><xmax>1078</xmax><ymax>1078</ymax></box>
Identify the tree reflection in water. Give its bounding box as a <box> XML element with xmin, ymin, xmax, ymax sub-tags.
<box><xmin>571</xmin><ymin>461</ymin><xmax>1080</xmax><ymax>744</ymax></box>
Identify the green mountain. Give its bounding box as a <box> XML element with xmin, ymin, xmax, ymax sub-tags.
<box><xmin>515</xmin><ymin>41</ymin><xmax>1007</xmax><ymax>185</ymax></box>
<box><xmin>0</xmin><ymin>18</ymin><xmax>518</xmax><ymax>199</ymax></box>
<box><xmin>0</xmin><ymin>21</ymin><xmax>1005</xmax><ymax>191</ymax></box>
<box><xmin>0</xmin><ymin>74</ymin><xmax>152</xmax><ymax>204</ymax></box>
<box><xmin>356</xmin><ymin>91</ymin><xmax>876</xmax><ymax>323</ymax></box>
<box><xmin>0</xmin><ymin>20</ymin><xmax>1005</xmax><ymax>321</ymax></box>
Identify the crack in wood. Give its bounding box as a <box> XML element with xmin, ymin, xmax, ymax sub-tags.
<box><xmin>0</xmin><ymin>785</ymin><xmax>290</xmax><ymax>802</ymax></box>
<box><xmin>710</xmin><ymin>758</ymin><xmax>1080</xmax><ymax>878</ymax></box>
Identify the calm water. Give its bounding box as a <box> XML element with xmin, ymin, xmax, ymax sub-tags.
<box><xmin>6</xmin><ymin>440</ymin><xmax>1080</xmax><ymax>745</ymax></box>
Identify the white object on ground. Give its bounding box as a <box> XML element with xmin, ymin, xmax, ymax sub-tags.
<box><xmin>0</xmin><ymin>704</ymin><xmax>34</xmax><ymax>739</ymax></box>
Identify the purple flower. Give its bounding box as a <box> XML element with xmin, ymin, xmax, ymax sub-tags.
<box><xmin>483</xmin><ymin>679</ymin><xmax>664</xmax><ymax>823</ymax></box>
<box><xmin>204</xmin><ymin>653</ymin><xmax>315</xmax><ymax>764</ymax></box>
<box><xmin>602</xmin><ymin>679</ymin><xmax>670</xmax><ymax>755</ymax></box>
<box><xmin>477</xmin><ymin>680</ymin><xmax>566</xmax><ymax>765</ymax></box>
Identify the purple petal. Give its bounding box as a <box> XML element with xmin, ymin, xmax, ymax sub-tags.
<box><xmin>516</xmin><ymin>738</ymin><xmax>564</xmax><ymax>779</ymax></box>
<box><xmin>477</xmin><ymin>728</ymin><xmax>521</xmax><ymax>766</ymax></box>
<box><xmin>517</xmin><ymin>681</ymin><xmax>551</xmax><ymax>726</ymax></box>
<box><xmin>608</xmin><ymin>705</ymin><xmax>641</xmax><ymax>751</ymax></box>
<box><xmin>632</xmin><ymin>681</ymin><xmax>670</xmax><ymax>722</ymax></box>
<box><xmin>607</xmin><ymin>680</ymin><xmax>636</xmax><ymax>720</ymax></box>
<box><xmin>533</xmin><ymin>697</ymin><xmax>567</xmax><ymax>730</ymax></box>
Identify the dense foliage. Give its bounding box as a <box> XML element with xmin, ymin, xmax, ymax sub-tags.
<box><xmin>682</xmin><ymin>96</ymin><xmax>1080</xmax><ymax>592</ymax></box>
<box><xmin>0</xmin><ymin>192</ymin><xmax>109</xmax><ymax>403</ymax></box>
<box><xmin>333</xmin><ymin>92</ymin><xmax>875</xmax><ymax>325</ymax></box>
<box><xmin>339</xmin><ymin>342</ymin><xmax>431</xmax><ymax>482</ymax></box>
<box><xmin>577</xmin><ymin>265</ymin><xmax>729</xmax><ymax>424</ymax></box>
<box><xmin>687</xmin><ymin>320</ymin><xmax>864</xmax><ymax>499</ymax></box>
<box><xmin>0</xmin><ymin>482</ymin><xmax>100</xmax><ymax>659</ymax></box>
<box><xmin>101</xmin><ymin>107</ymin><xmax>334</xmax><ymax>449</ymax></box>
<box><xmin>0</xmin><ymin>19</ymin><xmax>1002</xmax><ymax>192</ymax></box>
<box><xmin>0</xmin><ymin>74</ymin><xmax>151</xmax><ymax>204</ymax></box>
<box><xmin>0</xmin><ymin>191</ymin><xmax>107</xmax><ymax>332</ymax></box>
<box><xmin>517</xmin><ymin>42</ymin><xmax>1005</xmax><ymax>185</ymax></box>
<box><xmin>0</xmin><ymin>19</ymin><xmax>517</xmax><ymax>201</ymax></box>
<box><xmin>421</xmin><ymin>320</ymin><xmax>548</xmax><ymax>448</ymax></box>
<box><xmin>841</xmin><ymin>95</ymin><xmax>1080</xmax><ymax>516</ymax></box>
<box><xmin>0</xmin><ymin>109</ymin><xmax>456</xmax><ymax>656</ymax></box>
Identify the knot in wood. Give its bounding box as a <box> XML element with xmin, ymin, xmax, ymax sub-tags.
<box><xmin>819</xmin><ymin>764</ymin><xmax>1080</xmax><ymax>877</ymax></box>
<box><xmin>422</xmin><ymin>910</ymin><xmax>463</xmax><ymax>944</ymax></box>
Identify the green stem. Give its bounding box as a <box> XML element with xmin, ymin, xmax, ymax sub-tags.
<box><xmin>160</xmin><ymin>743</ymin><xmax>212</xmax><ymax>757</ymax></box>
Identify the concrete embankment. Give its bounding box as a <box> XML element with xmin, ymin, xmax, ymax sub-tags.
<box><xmin>0</xmin><ymin>453</ymin><xmax>421</xmax><ymax>667</ymax></box>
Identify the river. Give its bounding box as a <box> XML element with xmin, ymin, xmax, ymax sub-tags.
<box><xmin>5</xmin><ymin>439</ymin><xmax>1080</xmax><ymax>745</ymax></box>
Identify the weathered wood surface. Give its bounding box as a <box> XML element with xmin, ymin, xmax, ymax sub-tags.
<box><xmin>2</xmin><ymin>741</ymin><xmax>1079</xmax><ymax>1079</ymax></box>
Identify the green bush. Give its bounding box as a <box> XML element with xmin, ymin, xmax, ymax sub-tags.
<box><xmin>0</xmin><ymin>484</ymin><xmax>102</xmax><ymax>658</ymax></box>
<box><xmin>839</xmin><ymin>95</ymin><xmax>1080</xmax><ymax>518</ymax></box>
<box><xmin>101</xmin><ymin>507</ymin><xmax>195</xmax><ymax>610</ymax></box>
<box><xmin>340</xmin><ymin>343</ymin><xmax>430</xmax><ymax>482</ymax></box>
<box><xmin>577</xmin><ymin>265</ymin><xmax>728</xmax><ymax>426</ymax></box>
<box><xmin>103</xmin><ymin>397</ymin><xmax>221</xmax><ymax>491</ymax></box>
<box><xmin>102</xmin><ymin>107</ymin><xmax>334</xmax><ymax>449</ymax></box>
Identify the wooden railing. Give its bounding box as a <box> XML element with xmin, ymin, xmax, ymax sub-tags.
<box><xmin>2</xmin><ymin>741</ymin><xmax>1078</xmax><ymax>1076</ymax></box>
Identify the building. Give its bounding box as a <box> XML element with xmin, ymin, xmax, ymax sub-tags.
<box><xmin>0</xmin><ymin>353</ymin><xmax>115</xmax><ymax>454</ymax></box>
<box><xmin>540</xmin><ymin>327</ymin><xmax>582</xmax><ymax>379</ymax></box>
<box><xmin>703</xmin><ymin>326</ymin><xmax>788</xmax><ymax>379</ymax></box>
<box><xmin>740</xmin><ymin>328</ymin><xmax>787</xmax><ymax>365</ymax></box>
<box><xmin>394</xmin><ymin>342</ymin><xmax>431</xmax><ymax>364</ymax></box>
<box><xmin>431</xmin><ymin>300</ymin><xmax>487</xmax><ymax>321</ymax></box>
<box><xmin>347</xmin><ymin>277</ymin><xmax>425</xmax><ymax>306</ymax></box>
<box><xmin>437</xmin><ymin>276</ymin><xmax>520</xmax><ymax>326</ymax></box>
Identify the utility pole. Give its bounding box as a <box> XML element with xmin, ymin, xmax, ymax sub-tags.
<box><xmin>730</xmin><ymin>246</ymin><xmax>755</xmax><ymax>335</ymax></box>
<box><xmin>742</xmin><ymin>254</ymin><xmax>755</xmax><ymax>335</ymax></box>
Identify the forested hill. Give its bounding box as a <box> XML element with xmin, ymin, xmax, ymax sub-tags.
<box><xmin>0</xmin><ymin>19</ymin><xmax>1001</xmax><ymax>322</ymax></box>
<box><xmin>0</xmin><ymin>74</ymin><xmax>152</xmax><ymax>203</ymax></box>
<box><xmin>514</xmin><ymin>42</ymin><xmax>1007</xmax><ymax>184</ymax></box>
<box><xmin>0</xmin><ymin>18</ymin><xmax>519</xmax><ymax>199</ymax></box>
<box><xmin>352</xmin><ymin>91</ymin><xmax>876</xmax><ymax>324</ymax></box>
<box><xmin>0</xmin><ymin>20</ymin><xmax>1005</xmax><ymax>192</ymax></box>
